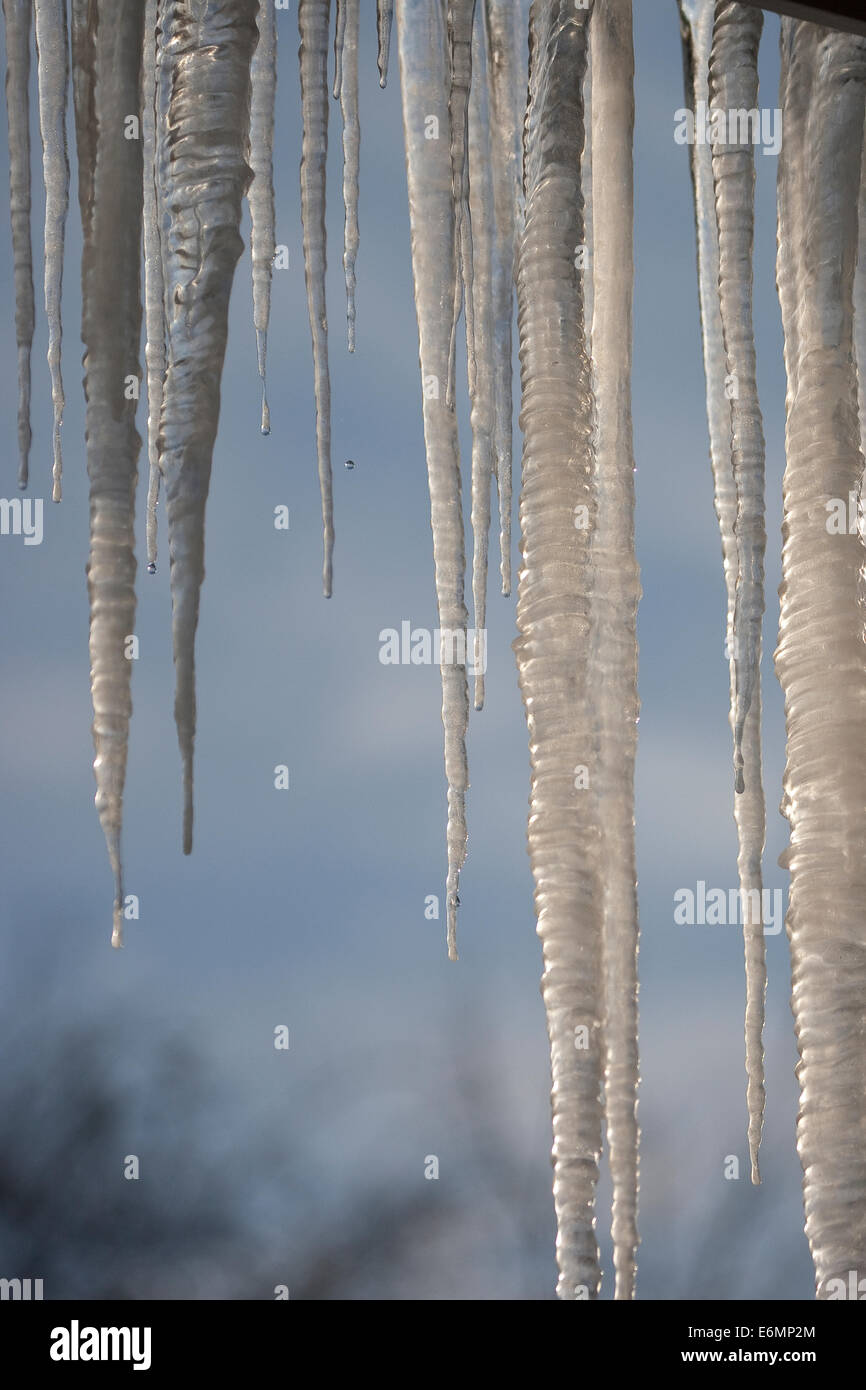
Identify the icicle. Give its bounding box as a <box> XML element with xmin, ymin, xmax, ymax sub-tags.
<box><xmin>709</xmin><ymin>3</ymin><xmax>765</xmax><ymax>801</ymax></box>
<box><xmin>159</xmin><ymin>0</ymin><xmax>257</xmax><ymax>854</ymax></box>
<box><xmin>590</xmin><ymin>0</ymin><xmax>640</xmax><ymax>1299</ymax></box>
<box><xmin>468</xmin><ymin>15</ymin><xmax>495</xmax><ymax>710</ymax></box>
<box><xmin>2</xmin><ymin>0</ymin><xmax>34</xmax><ymax>490</ymax></box>
<box><xmin>335</xmin><ymin>0</ymin><xmax>359</xmax><ymax>352</ymax></box>
<box><xmin>855</xmin><ymin>119</ymin><xmax>866</xmax><ymax>458</ymax></box>
<box><xmin>483</xmin><ymin>0</ymin><xmax>523</xmax><ymax>597</ymax></box>
<box><xmin>249</xmin><ymin>0</ymin><xmax>276</xmax><ymax>433</ymax></box>
<box><xmin>678</xmin><ymin>0</ymin><xmax>766</xmax><ymax>1187</ymax></box>
<box><xmin>70</xmin><ymin>0</ymin><xmax>97</xmax><ymax>234</ymax></box>
<box><xmin>708</xmin><ymin>0</ymin><xmax>767</xmax><ymax>1184</ymax></box>
<box><xmin>333</xmin><ymin>0</ymin><xmax>345</xmax><ymax>97</ymax></box>
<box><xmin>775</xmin><ymin>19</ymin><xmax>866</xmax><ymax>1298</ymax></box>
<box><xmin>79</xmin><ymin>0</ymin><xmax>146</xmax><ymax>947</ymax></box>
<box><xmin>143</xmin><ymin>0</ymin><xmax>165</xmax><ymax>572</ymax></box>
<box><xmin>34</xmin><ymin>0</ymin><xmax>70</xmax><ymax>504</ymax></box>
<box><xmin>376</xmin><ymin>0</ymin><xmax>393</xmax><ymax>88</ymax></box>
<box><xmin>445</xmin><ymin>0</ymin><xmax>475</xmax><ymax>411</ymax></box>
<box><xmin>396</xmin><ymin>0</ymin><xmax>469</xmax><ymax>961</ymax></box>
<box><xmin>514</xmin><ymin>0</ymin><xmax>601</xmax><ymax>1299</ymax></box>
<box><xmin>298</xmin><ymin>0</ymin><xmax>334</xmax><ymax>598</ymax></box>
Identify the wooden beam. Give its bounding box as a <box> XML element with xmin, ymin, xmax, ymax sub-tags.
<box><xmin>738</xmin><ymin>1</ymin><xmax>866</xmax><ymax>38</ymax></box>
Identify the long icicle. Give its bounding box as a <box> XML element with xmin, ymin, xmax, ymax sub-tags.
<box><xmin>514</xmin><ymin>0</ymin><xmax>602</xmax><ymax>1299</ymax></box>
<box><xmin>159</xmin><ymin>0</ymin><xmax>257</xmax><ymax>855</ymax></box>
<box><xmin>143</xmin><ymin>0</ymin><xmax>165</xmax><ymax>572</ymax></box>
<box><xmin>468</xmin><ymin>12</ymin><xmax>494</xmax><ymax>711</ymax></box>
<box><xmin>249</xmin><ymin>0</ymin><xmax>277</xmax><ymax>433</ymax></box>
<box><xmin>445</xmin><ymin>0</ymin><xmax>476</xmax><ymax>412</ymax></box>
<box><xmin>2</xmin><ymin>0</ymin><xmax>34</xmax><ymax>490</ymax></box>
<box><xmin>298</xmin><ymin>0</ymin><xmax>334</xmax><ymax>597</ymax></box>
<box><xmin>80</xmin><ymin>0</ymin><xmax>146</xmax><ymax>947</ymax></box>
<box><xmin>376</xmin><ymin>0</ymin><xmax>393</xmax><ymax>87</ymax></box>
<box><xmin>396</xmin><ymin>0</ymin><xmax>469</xmax><ymax>962</ymax></box>
<box><xmin>34</xmin><ymin>0</ymin><xmax>70</xmax><ymax>504</ymax></box>
<box><xmin>678</xmin><ymin>0</ymin><xmax>766</xmax><ymax>1186</ymax></box>
<box><xmin>708</xmin><ymin>0</ymin><xmax>767</xmax><ymax>1186</ymax></box>
<box><xmin>70</xmin><ymin>0</ymin><xmax>96</xmax><ymax>234</ymax></box>
<box><xmin>483</xmin><ymin>0</ymin><xmax>523</xmax><ymax>597</ymax></box>
<box><xmin>590</xmin><ymin>0</ymin><xmax>640</xmax><ymax>1299</ymax></box>
<box><xmin>775</xmin><ymin>18</ymin><xmax>866</xmax><ymax>1297</ymax></box>
<box><xmin>336</xmin><ymin>0</ymin><xmax>359</xmax><ymax>352</ymax></box>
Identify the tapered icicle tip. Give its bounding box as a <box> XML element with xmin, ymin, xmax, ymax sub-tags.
<box><xmin>447</xmin><ymin>892</ymin><xmax>459</xmax><ymax>962</ymax></box>
<box><xmin>106</xmin><ymin>833</ymin><xmax>124</xmax><ymax>948</ymax></box>
<box><xmin>376</xmin><ymin>0</ymin><xmax>393</xmax><ymax>88</ymax></box>
<box><xmin>183</xmin><ymin>767</ymin><xmax>193</xmax><ymax>856</ymax></box>
<box><xmin>751</xmin><ymin>1154</ymin><xmax>761</xmax><ymax>1186</ymax></box>
<box><xmin>258</xmin><ymin>328</ymin><xmax>271</xmax><ymax>434</ymax></box>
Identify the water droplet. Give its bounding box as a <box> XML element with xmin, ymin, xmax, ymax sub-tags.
<box><xmin>147</xmin><ymin>562</ymin><xmax>157</xmax><ymax>575</ymax></box>
<box><xmin>345</xmin><ymin>458</ymin><xmax>355</xmax><ymax>470</ymax></box>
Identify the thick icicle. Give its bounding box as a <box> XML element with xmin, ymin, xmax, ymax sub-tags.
<box><xmin>708</xmin><ymin>0</ymin><xmax>767</xmax><ymax>1184</ymax></box>
<box><xmin>467</xmin><ymin>15</ymin><xmax>495</xmax><ymax>711</ymax></box>
<box><xmin>34</xmin><ymin>0</ymin><xmax>70</xmax><ymax>503</ymax></box>
<box><xmin>468</xmin><ymin>16</ymin><xmax>494</xmax><ymax>710</ymax></box>
<box><xmin>143</xmin><ymin>0</ymin><xmax>165</xmax><ymax>571</ymax></box>
<box><xmin>855</xmin><ymin>129</ymin><xmax>866</xmax><ymax>458</ymax></box>
<box><xmin>376</xmin><ymin>0</ymin><xmax>393</xmax><ymax>87</ymax></box>
<box><xmin>590</xmin><ymin>0</ymin><xmax>640</xmax><ymax>1299</ymax></box>
<box><xmin>335</xmin><ymin>0</ymin><xmax>359</xmax><ymax>352</ymax></box>
<box><xmin>298</xmin><ymin>0</ymin><xmax>334</xmax><ymax>597</ymax></box>
<box><xmin>249</xmin><ymin>0</ymin><xmax>276</xmax><ymax>433</ymax></box>
<box><xmin>775</xmin><ymin>19</ymin><xmax>866</xmax><ymax>1297</ymax></box>
<box><xmin>678</xmin><ymin>0</ymin><xmax>766</xmax><ymax>1186</ymax></box>
<box><xmin>396</xmin><ymin>0</ymin><xmax>469</xmax><ymax>961</ymax></box>
<box><xmin>158</xmin><ymin>0</ymin><xmax>257</xmax><ymax>854</ymax></box>
<box><xmin>514</xmin><ymin>0</ymin><xmax>602</xmax><ymax>1299</ymax></box>
<box><xmin>79</xmin><ymin>0</ymin><xmax>146</xmax><ymax>947</ymax></box>
<box><xmin>483</xmin><ymin>0</ymin><xmax>523</xmax><ymax>597</ymax></box>
<box><xmin>2</xmin><ymin>0</ymin><xmax>34</xmax><ymax>490</ymax></box>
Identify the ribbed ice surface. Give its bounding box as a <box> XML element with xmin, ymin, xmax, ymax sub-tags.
<box><xmin>335</xmin><ymin>0</ymin><xmax>359</xmax><ymax>352</ymax></box>
<box><xmin>708</xmin><ymin>0</ymin><xmax>767</xmax><ymax>1183</ymax></box>
<box><xmin>482</xmin><ymin>0</ymin><xmax>522</xmax><ymax>597</ymax></box>
<box><xmin>397</xmin><ymin>0</ymin><xmax>469</xmax><ymax>962</ymax></box>
<box><xmin>445</xmin><ymin>0</ymin><xmax>476</xmax><ymax>423</ymax></box>
<box><xmin>70</xmin><ymin>0</ymin><xmax>96</xmax><ymax>232</ymax></box>
<box><xmin>78</xmin><ymin>0</ymin><xmax>145</xmax><ymax>947</ymax></box>
<box><xmin>775</xmin><ymin>18</ymin><xmax>866</xmax><ymax>1296</ymax></box>
<box><xmin>34</xmin><ymin>0</ymin><xmax>69</xmax><ymax>503</ymax></box>
<box><xmin>2</xmin><ymin>0</ymin><xmax>34</xmax><ymax>489</ymax></box>
<box><xmin>679</xmin><ymin>0</ymin><xmax>766</xmax><ymax>1186</ymax></box>
<box><xmin>158</xmin><ymin>0</ymin><xmax>257</xmax><ymax>855</ymax></box>
<box><xmin>249</xmin><ymin>0</ymin><xmax>277</xmax><ymax>432</ymax></box>
<box><xmin>514</xmin><ymin>0</ymin><xmax>602</xmax><ymax>1299</ymax></box>
<box><xmin>590</xmin><ymin>0</ymin><xmax>640</xmax><ymax>1299</ymax></box>
<box><xmin>298</xmin><ymin>0</ymin><xmax>334</xmax><ymax>597</ymax></box>
<box><xmin>143</xmin><ymin>0</ymin><xmax>165</xmax><ymax>571</ymax></box>
<box><xmin>468</xmin><ymin>15</ymin><xmax>494</xmax><ymax>710</ymax></box>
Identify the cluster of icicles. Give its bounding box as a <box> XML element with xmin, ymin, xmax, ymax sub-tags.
<box><xmin>3</xmin><ymin>0</ymin><xmax>865</xmax><ymax>1299</ymax></box>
